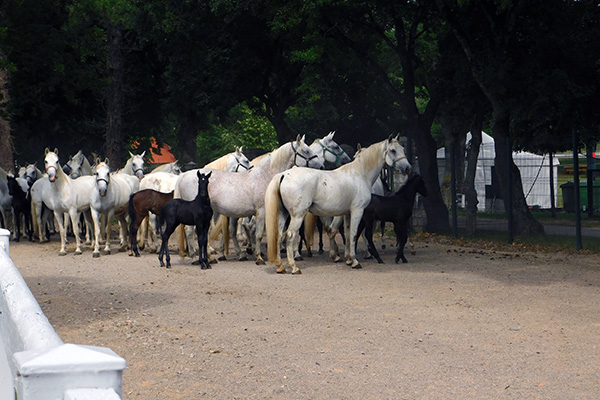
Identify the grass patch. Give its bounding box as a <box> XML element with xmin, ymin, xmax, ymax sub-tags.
<box><xmin>414</xmin><ymin>230</ymin><xmax>600</xmax><ymax>255</ymax></box>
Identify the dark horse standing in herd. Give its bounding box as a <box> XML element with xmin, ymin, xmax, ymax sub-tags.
<box><xmin>158</xmin><ymin>171</ymin><xmax>213</xmax><ymax>269</ymax></box>
<box><xmin>356</xmin><ymin>174</ymin><xmax>428</xmax><ymax>264</ymax></box>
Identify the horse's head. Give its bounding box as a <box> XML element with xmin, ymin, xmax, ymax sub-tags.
<box><xmin>316</xmin><ymin>131</ymin><xmax>352</xmax><ymax>168</ymax></box>
<box><xmin>65</xmin><ymin>150</ymin><xmax>86</xmax><ymax>179</ymax></box>
<box><xmin>292</xmin><ymin>134</ymin><xmax>324</xmax><ymax>169</ymax></box>
<box><xmin>94</xmin><ymin>159</ymin><xmax>111</xmax><ymax>197</ymax></box>
<box><xmin>196</xmin><ymin>170</ymin><xmax>211</xmax><ymax>198</ymax></box>
<box><xmin>385</xmin><ymin>136</ymin><xmax>411</xmax><ymax>175</ymax></box>
<box><xmin>44</xmin><ymin>148</ymin><xmax>61</xmax><ymax>183</ymax></box>
<box><xmin>229</xmin><ymin>147</ymin><xmax>253</xmax><ymax>172</ymax></box>
<box><xmin>129</xmin><ymin>151</ymin><xmax>146</xmax><ymax>179</ymax></box>
<box><xmin>171</xmin><ymin>161</ymin><xmax>182</xmax><ymax>175</ymax></box>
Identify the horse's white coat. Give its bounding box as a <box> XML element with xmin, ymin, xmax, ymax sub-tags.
<box><xmin>90</xmin><ymin>161</ymin><xmax>140</xmax><ymax>257</ymax></box>
<box><xmin>30</xmin><ymin>149</ymin><xmax>95</xmax><ymax>255</ymax></box>
<box><xmin>176</xmin><ymin>135</ymin><xmax>323</xmax><ymax>264</ymax></box>
<box><xmin>265</xmin><ymin>137</ymin><xmax>411</xmax><ymax>274</ymax></box>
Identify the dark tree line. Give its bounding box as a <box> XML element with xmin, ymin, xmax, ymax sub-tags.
<box><xmin>0</xmin><ymin>0</ymin><xmax>598</xmax><ymax>233</ymax></box>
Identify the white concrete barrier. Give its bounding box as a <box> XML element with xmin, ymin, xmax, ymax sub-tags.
<box><xmin>0</xmin><ymin>229</ymin><xmax>126</xmax><ymax>400</ymax></box>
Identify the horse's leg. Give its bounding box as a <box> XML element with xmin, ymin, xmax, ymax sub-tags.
<box><xmin>326</xmin><ymin>216</ymin><xmax>342</xmax><ymax>262</ymax></box>
<box><xmin>13</xmin><ymin>208</ymin><xmax>21</xmax><ymax>242</ymax></box>
<box><xmin>148</xmin><ymin>213</ymin><xmax>159</xmax><ymax>253</ymax></box>
<box><xmin>117</xmin><ymin>214</ymin><xmax>129</xmax><ymax>251</ymax></box>
<box><xmin>137</xmin><ymin>215</ymin><xmax>148</xmax><ymax>251</ymax></box>
<box><xmin>380</xmin><ymin>221</ymin><xmax>387</xmax><ymax>249</ymax></box>
<box><xmin>68</xmin><ymin>210</ymin><xmax>83</xmax><ymax>255</ymax></box>
<box><xmin>254</xmin><ymin>209</ymin><xmax>267</xmax><ymax>265</ymax></box>
<box><xmin>285</xmin><ymin>214</ymin><xmax>306</xmax><ymax>274</ymax></box>
<box><xmin>229</xmin><ymin>217</ymin><xmax>246</xmax><ymax>261</ymax></box>
<box><xmin>317</xmin><ymin>217</ymin><xmax>324</xmax><ymax>255</ymax></box>
<box><xmin>161</xmin><ymin>223</ymin><xmax>178</xmax><ymax>269</ymax></box>
<box><xmin>91</xmin><ymin>209</ymin><xmax>103</xmax><ymax>258</ymax></box>
<box><xmin>103</xmin><ymin>211</ymin><xmax>115</xmax><ymax>254</ymax></box>
<box><xmin>365</xmin><ymin>219</ymin><xmax>384</xmax><ymax>264</ymax></box>
<box><xmin>54</xmin><ymin>211</ymin><xmax>68</xmax><ymax>256</ymax></box>
<box><xmin>394</xmin><ymin>223</ymin><xmax>409</xmax><ymax>263</ymax></box>
<box><xmin>129</xmin><ymin>212</ymin><xmax>142</xmax><ymax>257</ymax></box>
<box><xmin>346</xmin><ymin>210</ymin><xmax>364</xmax><ymax>269</ymax></box>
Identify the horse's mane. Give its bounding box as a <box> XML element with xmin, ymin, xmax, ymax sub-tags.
<box><xmin>203</xmin><ymin>153</ymin><xmax>230</xmax><ymax>170</ymax></box>
<box><xmin>0</xmin><ymin>166</ymin><xmax>8</xmax><ymax>180</ymax></box>
<box><xmin>268</xmin><ymin>142</ymin><xmax>292</xmax><ymax>168</ymax></box>
<box><xmin>339</xmin><ymin>139</ymin><xmax>385</xmax><ymax>174</ymax></box>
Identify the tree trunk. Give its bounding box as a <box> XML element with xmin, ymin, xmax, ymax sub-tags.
<box><xmin>0</xmin><ymin>66</ymin><xmax>13</xmax><ymax>172</ymax></box>
<box><xmin>492</xmin><ymin>110</ymin><xmax>544</xmax><ymax>235</ymax></box>
<box><xmin>177</xmin><ymin>116</ymin><xmax>199</xmax><ymax>165</ymax></box>
<box><xmin>105</xmin><ymin>23</ymin><xmax>125</xmax><ymax>170</ymax></box>
<box><xmin>411</xmin><ymin>120</ymin><xmax>451</xmax><ymax>233</ymax></box>
<box><xmin>464</xmin><ymin>117</ymin><xmax>483</xmax><ymax>235</ymax></box>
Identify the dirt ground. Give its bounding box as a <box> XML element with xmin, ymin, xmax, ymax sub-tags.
<box><xmin>8</xmin><ymin>233</ymin><xmax>600</xmax><ymax>400</ymax></box>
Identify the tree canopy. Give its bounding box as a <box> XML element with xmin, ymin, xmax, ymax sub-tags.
<box><xmin>1</xmin><ymin>0</ymin><xmax>598</xmax><ymax>232</ymax></box>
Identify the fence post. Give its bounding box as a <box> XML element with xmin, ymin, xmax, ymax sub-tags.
<box><xmin>506</xmin><ymin>137</ymin><xmax>514</xmax><ymax>244</ymax></box>
<box><xmin>573</xmin><ymin>128</ymin><xmax>582</xmax><ymax>250</ymax></box>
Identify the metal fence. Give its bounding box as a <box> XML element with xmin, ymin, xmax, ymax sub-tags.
<box><xmin>431</xmin><ymin>133</ymin><xmax>600</xmax><ymax>249</ymax></box>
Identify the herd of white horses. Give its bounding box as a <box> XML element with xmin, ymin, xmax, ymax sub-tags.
<box><xmin>0</xmin><ymin>132</ymin><xmax>413</xmax><ymax>274</ymax></box>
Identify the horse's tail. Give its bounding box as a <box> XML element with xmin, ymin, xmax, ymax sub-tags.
<box><xmin>265</xmin><ymin>173</ymin><xmax>284</xmax><ymax>264</ymax></box>
<box><xmin>128</xmin><ymin>193</ymin><xmax>136</xmax><ymax>231</ymax></box>
<box><xmin>209</xmin><ymin>215</ymin><xmax>229</xmax><ymax>253</ymax></box>
<box><xmin>304</xmin><ymin>212</ymin><xmax>318</xmax><ymax>251</ymax></box>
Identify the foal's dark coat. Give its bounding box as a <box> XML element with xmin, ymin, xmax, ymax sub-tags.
<box><xmin>7</xmin><ymin>175</ymin><xmax>33</xmax><ymax>242</ymax></box>
<box><xmin>356</xmin><ymin>174</ymin><xmax>428</xmax><ymax>264</ymax></box>
<box><xmin>128</xmin><ymin>189</ymin><xmax>174</xmax><ymax>257</ymax></box>
<box><xmin>158</xmin><ymin>171</ymin><xmax>213</xmax><ymax>269</ymax></box>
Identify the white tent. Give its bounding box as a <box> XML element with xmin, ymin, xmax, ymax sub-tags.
<box><xmin>437</xmin><ymin>131</ymin><xmax>560</xmax><ymax>211</ymax></box>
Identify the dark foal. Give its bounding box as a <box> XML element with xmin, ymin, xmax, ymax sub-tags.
<box><xmin>356</xmin><ymin>174</ymin><xmax>428</xmax><ymax>264</ymax></box>
<box><xmin>7</xmin><ymin>175</ymin><xmax>33</xmax><ymax>242</ymax></box>
<box><xmin>158</xmin><ymin>171</ymin><xmax>213</xmax><ymax>269</ymax></box>
<box><xmin>128</xmin><ymin>189</ymin><xmax>174</xmax><ymax>257</ymax></box>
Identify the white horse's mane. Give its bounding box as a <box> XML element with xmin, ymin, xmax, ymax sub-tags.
<box><xmin>268</xmin><ymin>141</ymin><xmax>292</xmax><ymax>168</ymax></box>
<box><xmin>338</xmin><ymin>139</ymin><xmax>387</xmax><ymax>175</ymax></box>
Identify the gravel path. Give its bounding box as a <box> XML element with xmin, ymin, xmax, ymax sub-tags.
<box><xmin>9</xmin><ymin>236</ymin><xmax>600</xmax><ymax>399</ymax></box>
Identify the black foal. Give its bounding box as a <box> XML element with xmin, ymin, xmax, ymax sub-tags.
<box><xmin>158</xmin><ymin>171</ymin><xmax>213</xmax><ymax>269</ymax></box>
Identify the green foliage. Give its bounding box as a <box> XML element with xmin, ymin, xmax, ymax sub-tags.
<box><xmin>196</xmin><ymin>102</ymin><xmax>278</xmax><ymax>166</ymax></box>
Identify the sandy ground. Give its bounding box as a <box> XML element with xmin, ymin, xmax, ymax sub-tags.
<box><xmin>8</xmin><ymin>234</ymin><xmax>600</xmax><ymax>400</ymax></box>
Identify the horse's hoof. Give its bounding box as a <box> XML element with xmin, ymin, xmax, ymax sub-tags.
<box><xmin>318</xmin><ymin>249</ymin><xmax>324</xmax><ymax>255</ymax></box>
<box><xmin>209</xmin><ymin>258</ymin><xmax>218</xmax><ymax>264</ymax></box>
<box><xmin>104</xmin><ymin>250</ymin><xmax>111</xmax><ymax>255</ymax></box>
<box><xmin>93</xmin><ymin>252</ymin><xmax>100</xmax><ymax>258</ymax></box>
<box><xmin>14</xmin><ymin>238</ymin><xmax>20</xmax><ymax>243</ymax></box>
<box><xmin>118</xmin><ymin>247</ymin><xmax>127</xmax><ymax>253</ymax></box>
<box><xmin>192</xmin><ymin>260</ymin><xmax>201</xmax><ymax>265</ymax></box>
<box><xmin>166</xmin><ymin>265</ymin><xmax>172</xmax><ymax>269</ymax></box>
<box><xmin>294</xmin><ymin>256</ymin><xmax>303</xmax><ymax>262</ymax></box>
<box><xmin>59</xmin><ymin>251</ymin><xmax>67</xmax><ymax>256</ymax></box>
<box><xmin>307</xmin><ymin>251</ymin><xmax>312</xmax><ymax>258</ymax></box>
<box><xmin>239</xmin><ymin>256</ymin><xmax>248</xmax><ymax>262</ymax></box>
<box><xmin>378</xmin><ymin>260</ymin><xmax>384</xmax><ymax>264</ymax></box>
<box><xmin>75</xmin><ymin>250</ymin><xmax>82</xmax><ymax>255</ymax></box>
<box><xmin>255</xmin><ymin>260</ymin><xmax>265</xmax><ymax>266</ymax></box>
<box><xmin>218</xmin><ymin>256</ymin><xmax>227</xmax><ymax>261</ymax></box>
<box><xmin>276</xmin><ymin>266</ymin><xmax>286</xmax><ymax>274</ymax></box>
<box><xmin>352</xmin><ymin>263</ymin><xmax>362</xmax><ymax>269</ymax></box>
<box><xmin>411</xmin><ymin>251</ymin><xmax>416</xmax><ymax>256</ymax></box>
<box><xmin>291</xmin><ymin>269</ymin><xmax>302</xmax><ymax>275</ymax></box>
<box><xmin>246</xmin><ymin>247</ymin><xmax>254</xmax><ymax>255</ymax></box>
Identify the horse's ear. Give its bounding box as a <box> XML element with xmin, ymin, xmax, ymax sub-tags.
<box><xmin>206</xmin><ymin>171</ymin><xmax>212</xmax><ymax>179</ymax></box>
<box><xmin>54</xmin><ymin>148</ymin><xmax>59</xmax><ymax>155</ymax></box>
<box><xmin>299</xmin><ymin>134</ymin><xmax>306</xmax><ymax>144</ymax></box>
<box><xmin>104</xmin><ymin>157</ymin><xmax>110</xmax><ymax>165</ymax></box>
<box><xmin>295</xmin><ymin>134</ymin><xmax>302</xmax><ymax>143</ymax></box>
<box><xmin>357</xmin><ymin>143</ymin><xmax>362</xmax><ymax>151</ymax></box>
<box><xmin>140</xmin><ymin>151</ymin><xmax>146</xmax><ymax>158</ymax></box>
<box><xmin>327</xmin><ymin>131</ymin><xmax>335</xmax><ymax>140</ymax></box>
<box><xmin>129</xmin><ymin>151</ymin><xmax>134</xmax><ymax>158</ymax></box>
<box><xmin>387</xmin><ymin>134</ymin><xmax>394</xmax><ymax>143</ymax></box>
<box><xmin>95</xmin><ymin>157</ymin><xmax>101</xmax><ymax>165</ymax></box>
<box><xmin>45</xmin><ymin>148</ymin><xmax>50</xmax><ymax>155</ymax></box>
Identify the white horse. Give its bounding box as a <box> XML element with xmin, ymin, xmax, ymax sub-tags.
<box><xmin>64</xmin><ymin>150</ymin><xmax>93</xmax><ymax>179</ymax></box>
<box><xmin>149</xmin><ymin>160</ymin><xmax>181</xmax><ymax>175</ymax></box>
<box><xmin>119</xmin><ymin>151</ymin><xmax>146</xmax><ymax>179</ymax></box>
<box><xmin>18</xmin><ymin>163</ymin><xmax>44</xmax><ymax>187</ymax></box>
<box><xmin>0</xmin><ymin>166</ymin><xmax>15</xmax><ymax>232</ymax></box>
<box><xmin>265</xmin><ymin>136</ymin><xmax>411</xmax><ymax>274</ymax></box>
<box><xmin>235</xmin><ymin>132</ymin><xmax>352</xmax><ymax>258</ymax></box>
<box><xmin>136</xmin><ymin>148</ymin><xmax>253</xmax><ymax>254</ymax></box>
<box><xmin>30</xmin><ymin>148</ymin><xmax>96</xmax><ymax>255</ymax></box>
<box><xmin>176</xmin><ymin>135</ymin><xmax>323</xmax><ymax>264</ymax></box>
<box><xmin>90</xmin><ymin>159</ymin><xmax>140</xmax><ymax>257</ymax></box>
